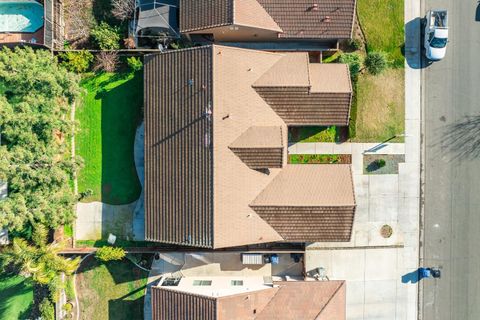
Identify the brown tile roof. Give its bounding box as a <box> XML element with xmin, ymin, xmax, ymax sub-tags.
<box><xmin>257</xmin><ymin>0</ymin><xmax>356</xmax><ymax>39</ymax></box>
<box><xmin>251</xmin><ymin>165</ymin><xmax>355</xmax><ymax>206</ymax></box>
<box><xmin>179</xmin><ymin>0</ymin><xmax>355</xmax><ymax>40</ymax></box>
<box><xmin>250</xmin><ymin>165</ymin><xmax>356</xmax><ymax>242</ymax></box>
<box><xmin>152</xmin><ymin>287</ymin><xmax>217</xmax><ymax>320</ymax></box>
<box><xmin>152</xmin><ymin>281</ymin><xmax>346</xmax><ymax>320</ymax></box>
<box><xmin>229</xmin><ymin>126</ymin><xmax>284</xmax><ymax>169</ymax></box>
<box><xmin>144</xmin><ymin>46</ymin><xmax>214</xmax><ymax>247</ymax></box>
<box><xmin>257</xmin><ymin>281</ymin><xmax>346</xmax><ymax>320</ymax></box>
<box><xmin>180</xmin><ymin>0</ymin><xmax>233</xmax><ymax>32</ymax></box>
<box><xmin>253</xmin><ymin>57</ymin><xmax>352</xmax><ymax>126</ymax></box>
<box><xmin>145</xmin><ymin>45</ymin><xmax>355</xmax><ymax>247</ymax></box>
<box><xmin>234</xmin><ymin>0</ymin><xmax>283</xmax><ymax>32</ymax></box>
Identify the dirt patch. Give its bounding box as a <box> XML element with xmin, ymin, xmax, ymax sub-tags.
<box><xmin>363</xmin><ymin>154</ymin><xmax>405</xmax><ymax>174</ymax></box>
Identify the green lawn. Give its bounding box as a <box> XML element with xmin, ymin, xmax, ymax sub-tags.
<box><xmin>357</xmin><ymin>0</ymin><xmax>404</xmax><ymax>67</ymax></box>
<box><xmin>77</xmin><ymin>257</ymin><xmax>148</xmax><ymax>320</ymax></box>
<box><xmin>288</xmin><ymin>126</ymin><xmax>340</xmax><ymax>143</ymax></box>
<box><xmin>76</xmin><ymin>72</ymin><xmax>143</xmax><ymax>204</ymax></box>
<box><xmin>0</xmin><ymin>274</ymin><xmax>33</xmax><ymax>320</ymax></box>
<box><xmin>352</xmin><ymin>69</ymin><xmax>405</xmax><ymax>142</ymax></box>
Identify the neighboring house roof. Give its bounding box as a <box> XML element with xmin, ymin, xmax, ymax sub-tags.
<box><xmin>144</xmin><ymin>45</ymin><xmax>355</xmax><ymax>248</ymax></box>
<box><xmin>151</xmin><ymin>281</ymin><xmax>346</xmax><ymax>320</ymax></box>
<box><xmin>179</xmin><ymin>0</ymin><xmax>356</xmax><ymax>39</ymax></box>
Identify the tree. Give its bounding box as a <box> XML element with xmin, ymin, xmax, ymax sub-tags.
<box><xmin>339</xmin><ymin>52</ymin><xmax>362</xmax><ymax>80</ymax></box>
<box><xmin>95</xmin><ymin>246</ymin><xmax>126</xmax><ymax>262</ymax></box>
<box><xmin>91</xmin><ymin>22</ymin><xmax>121</xmax><ymax>50</ymax></box>
<box><xmin>0</xmin><ymin>47</ymin><xmax>81</xmax><ymax>231</ymax></box>
<box><xmin>39</xmin><ymin>298</ymin><xmax>55</xmax><ymax>320</ymax></box>
<box><xmin>112</xmin><ymin>0</ymin><xmax>135</xmax><ymax>21</ymax></box>
<box><xmin>93</xmin><ymin>51</ymin><xmax>119</xmax><ymax>72</ymax></box>
<box><xmin>365</xmin><ymin>51</ymin><xmax>388</xmax><ymax>75</ymax></box>
<box><xmin>127</xmin><ymin>56</ymin><xmax>143</xmax><ymax>72</ymax></box>
<box><xmin>0</xmin><ymin>225</ymin><xmax>80</xmax><ymax>289</ymax></box>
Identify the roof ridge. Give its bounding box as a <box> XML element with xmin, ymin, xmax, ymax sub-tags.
<box><xmin>313</xmin><ymin>281</ymin><xmax>345</xmax><ymax>319</ymax></box>
<box><xmin>254</xmin><ymin>284</ymin><xmax>283</xmax><ymax>318</ymax></box>
<box><xmin>146</xmin><ymin>45</ymin><xmax>213</xmax><ymax>57</ymax></box>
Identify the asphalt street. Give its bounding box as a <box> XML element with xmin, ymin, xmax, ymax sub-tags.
<box><xmin>422</xmin><ymin>0</ymin><xmax>480</xmax><ymax>319</ymax></box>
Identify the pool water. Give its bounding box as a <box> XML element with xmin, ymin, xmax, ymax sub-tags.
<box><xmin>0</xmin><ymin>1</ymin><xmax>44</xmax><ymax>33</ymax></box>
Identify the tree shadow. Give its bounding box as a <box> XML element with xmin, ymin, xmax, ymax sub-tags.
<box><xmin>431</xmin><ymin>115</ymin><xmax>480</xmax><ymax>162</ymax></box>
<box><xmin>0</xmin><ymin>275</ymin><xmax>33</xmax><ymax>320</ymax></box>
<box><xmin>99</xmin><ymin>72</ymin><xmax>143</xmax><ymax>205</ymax></box>
<box><xmin>108</xmin><ymin>295</ymin><xmax>144</xmax><ymax>320</ymax></box>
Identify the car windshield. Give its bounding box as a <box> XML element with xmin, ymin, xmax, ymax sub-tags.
<box><xmin>430</xmin><ymin>37</ymin><xmax>447</xmax><ymax>48</ymax></box>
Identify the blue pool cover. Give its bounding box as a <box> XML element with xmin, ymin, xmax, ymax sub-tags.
<box><xmin>0</xmin><ymin>1</ymin><xmax>44</xmax><ymax>33</ymax></box>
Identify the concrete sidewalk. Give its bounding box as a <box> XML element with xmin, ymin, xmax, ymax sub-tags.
<box><xmin>303</xmin><ymin>0</ymin><xmax>422</xmax><ymax>316</ymax></box>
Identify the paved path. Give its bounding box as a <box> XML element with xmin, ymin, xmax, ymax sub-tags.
<box><xmin>75</xmin><ymin>201</ymin><xmax>137</xmax><ymax>240</ymax></box>
<box><xmin>133</xmin><ymin>122</ymin><xmax>145</xmax><ymax>240</ymax></box>
<box><xmin>422</xmin><ymin>0</ymin><xmax>480</xmax><ymax>319</ymax></box>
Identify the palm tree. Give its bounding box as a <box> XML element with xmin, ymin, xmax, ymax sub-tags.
<box><xmin>0</xmin><ymin>224</ymin><xmax>80</xmax><ymax>285</ymax></box>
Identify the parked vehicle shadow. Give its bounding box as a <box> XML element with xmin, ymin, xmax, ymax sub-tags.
<box><xmin>430</xmin><ymin>115</ymin><xmax>480</xmax><ymax>162</ymax></box>
<box><xmin>404</xmin><ymin>17</ymin><xmax>433</xmax><ymax>69</ymax></box>
<box><xmin>476</xmin><ymin>1</ymin><xmax>480</xmax><ymax>21</ymax></box>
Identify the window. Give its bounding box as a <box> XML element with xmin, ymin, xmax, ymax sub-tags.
<box><xmin>231</xmin><ymin>280</ymin><xmax>243</xmax><ymax>286</ymax></box>
<box><xmin>193</xmin><ymin>280</ymin><xmax>212</xmax><ymax>286</ymax></box>
<box><xmin>161</xmin><ymin>277</ymin><xmax>181</xmax><ymax>286</ymax></box>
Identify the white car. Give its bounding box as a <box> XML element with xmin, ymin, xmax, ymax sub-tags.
<box><xmin>424</xmin><ymin>10</ymin><xmax>448</xmax><ymax>61</ymax></box>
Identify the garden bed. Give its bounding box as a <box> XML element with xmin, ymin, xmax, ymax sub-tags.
<box><xmin>288</xmin><ymin>154</ymin><xmax>352</xmax><ymax>164</ymax></box>
<box><xmin>76</xmin><ymin>256</ymin><xmax>150</xmax><ymax>320</ymax></box>
<box><xmin>363</xmin><ymin>154</ymin><xmax>405</xmax><ymax>174</ymax></box>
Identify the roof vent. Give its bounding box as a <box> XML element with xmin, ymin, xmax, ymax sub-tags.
<box><xmin>323</xmin><ymin>16</ymin><xmax>331</xmax><ymax>22</ymax></box>
<box><xmin>188</xmin><ymin>79</ymin><xmax>194</xmax><ymax>86</ymax></box>
<box><xmin>311</xmin><ymin>3</ymin><xmax>319</xmax><ymax>11</ymax></box>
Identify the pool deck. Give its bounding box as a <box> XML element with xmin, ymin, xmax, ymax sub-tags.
<box><xmin>0</xmin><ymin>28</ymin><xmax>44</xmax><ymax>45</ymax></box>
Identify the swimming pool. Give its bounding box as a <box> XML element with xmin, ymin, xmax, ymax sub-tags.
<box><xmin>0</xmin><ymin>1</ymin><xmax>44</xmax><ymax>33</ymax></box>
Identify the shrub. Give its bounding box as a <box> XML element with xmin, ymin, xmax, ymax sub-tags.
<box><xmin>63</xmin><ymin>302</ymin><xmax>73</xmax><ymax>312</ymax></box>
<box><xmin>365</xmin><ymin>51</ymin><xmax>388</xmax><ymax>75</ymax></box>
<box><xmin>79</xmin><ymin>189</ymin><xmax>94</xmax><ymax>200</ymax></box>
<box><xmin>93</xmin><ymin>51</ymin><xmax>119</xmax><ymax>73</ymax></box>
<box><xmin>60</xmin><ymin>50</ymin><xmax>94</xmax><ymax>73</ymax></box>
<box><xmin>339</xmin><ymin>52</ymin><xmax>362</xmax><ymax>79</ymax></box>
<box><xmin>91</xmin><ymin>22</ymin><xmax>121</xmax><ymax>50</ymax></box>
<box><xmin>376</xmin><ymin>159</ymin><xmax>386</xmax><ymax>168</ymax></box>
<box><xmin>39</xmin><ymin>298</ymin><xmax>55</xmax><ymax>320</ymax></box>
<box><xmin>95</xmin><ymin>246</ymin><xmax>126</xmax><ymax>262</ymax></box>
<box><xmin>348</xmin><ymin>38</ymin><xmax>362</xmax><ymax>51</ymax></box>
<box><xmin>127</xmin><ymin>56</ymin><xmax>143</xmax><ymax>72</ymax></box>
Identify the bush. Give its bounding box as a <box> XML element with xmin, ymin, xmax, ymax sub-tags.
<box><xmin>39</xmin><ymin>298</ymin><xmax>55</xmax><ymax>320</ymax></box>
<box><xmin>63</xmin><ymin>302</ymin><xmax>73</xmax><ymax>312</ymax></box>
<box><xmin>127</xmin><ymin>57</ymin><xmax>143</xmax><ymax>72</ymax></box>
<box><xmin>348</xmin><ymin>38</ymin><xmax>362</xmax><ymax>51</ymax></box>
<box><xmin>91</xmin><ymin>22</ymin><xmax>121</xmax><ymax>50</ymax></box>
<box><xmin>95</xmin><ymin>246</ymin><xmax>126</xmax><ymax>262</ymax></box>
<box><xmin>339</xmin><ymin>52</ymin><xmax>362</xmax><ymax>79</ymax></box>
<box><xmin>79</xmin><ymin>189</ymin><xmax>94</xmax><ymax>200</ymax></box>
<box><xmin>59</xmin><ymin>50</ymin><xmax>94</xmax><ymax>73</ymax></box>
<box><xmin>376</xmin><ymin>159</ymin><xmax>386</xmax><ymax>168</ymax></box>
<box><xmin>93</xmin><ymin>51</ymin><xmax>119</xmax><ymax>73</ymax></box>
<box><xmin>365</xmin><ymin>51</ymin><xmax>388</xmax><ymax>75</ymax></box>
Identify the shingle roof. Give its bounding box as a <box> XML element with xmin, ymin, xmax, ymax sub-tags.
<box><xmin>144</xmin><ymin>46</ymin><xmax>214</xmax><ymax>247</ymax></box>
<box><xmin>152</xmin><ymin>281</ymin><xmax>346</xmax><ymax>320</ymax></box>
<box><xmin>179</xmin><ymin>0</ymin><xmax>356</xmax><ymax>39</ymax></box>
<box><xmin>257</xmin><ymin>0</ymin><xmax>356</xmax><ymax>39</ymax></box>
